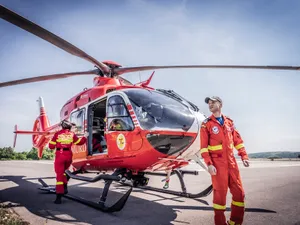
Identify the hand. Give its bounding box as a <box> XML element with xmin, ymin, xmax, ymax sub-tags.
<box><xmin>208</xmin><ymin>165</ymin><xmax>217</xmax><ymax>175</ymax></box>
<box><xmin>84</xmin><ymin>132</ymin><xmax>89</xmax><ymax>137</ymax></box>
<box><xmin>242</xmin><ymin>159</ymin><xmax>250</xmax><ymax>167</ymax></box>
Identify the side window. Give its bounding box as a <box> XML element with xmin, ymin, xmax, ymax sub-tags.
<box><xmin>70</xmin><ymin>108</ymin><xmax>85</xmax><ymax>133</ymax></box>
<box><xmin>107</xmin><ymin>95</ymin><xmax>134</xmax><ymax>131</ymax></box>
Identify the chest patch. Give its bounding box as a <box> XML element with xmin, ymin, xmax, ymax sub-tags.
<box><xmin>212</xmin><ymin>126</ymin><xmax>219</xmax><ymax>134</ymax></box>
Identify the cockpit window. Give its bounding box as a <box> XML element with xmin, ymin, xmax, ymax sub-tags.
<box><xmin>107</xmin><ymin>95</ymin><xmax>134</xmax><ymax>131</ymax></box>
<box><xmin>123</xmin><ymin>88</ymin><xmax>195</xmax><ymax>131</ymax></box>
<box><xmin>107</xmin><ymin>95</ymin><xmax>128</xmax><ymax>117</ymax></box>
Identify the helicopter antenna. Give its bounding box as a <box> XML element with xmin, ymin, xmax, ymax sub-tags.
<box><xmin>139</xmin><ymin>71</ymin><xmax>141</xmax><ymax>82</ymax></box>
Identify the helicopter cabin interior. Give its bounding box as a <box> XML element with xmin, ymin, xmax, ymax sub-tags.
<box><xmin>87</xmin><ymin>98</ymin><xmax>108</xmax><ymax>156</ymax></box>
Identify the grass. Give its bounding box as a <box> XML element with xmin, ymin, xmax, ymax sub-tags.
<box><xmin>0</xmin><ymin>203</ymin><xmax>30</xmax><ymax>225</ymax></box>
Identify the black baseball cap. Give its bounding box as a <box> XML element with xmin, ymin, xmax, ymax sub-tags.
<box><xmin>205</xmin><ymin>96</ymin><xmax>222</xmax><ymax>104</ymax></box>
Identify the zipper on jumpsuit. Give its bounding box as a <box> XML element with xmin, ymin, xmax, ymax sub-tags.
<box><xmin>217</xmin><ymin>120</ymin><xmax>229</xmax><ymax>169</ymax></box>
<box><xmin>222</xmin><ymin>124</ymin><xmax>231</xmax><ymax>189</ymax></box>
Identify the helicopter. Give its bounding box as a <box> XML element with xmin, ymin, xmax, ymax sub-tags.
<box><xmin>1</xmin><ymin>5</ymin><xmax>300</xmax><ymax>213</ymax></box>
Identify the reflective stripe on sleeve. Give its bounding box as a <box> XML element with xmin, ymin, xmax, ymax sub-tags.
<box><xmin>200</xmin><ymin>148</ymin><xmax>208</xmax><ymax>154</ymax></box>
<box><xmin>235</xmin><ymin>143</ymin><xmax>244</xmax><ymax>150</ymax></box>
<box><xmin>74</xmin><ymin>138</ymin><xmax>82</xmax><ymax>145</ymax></box>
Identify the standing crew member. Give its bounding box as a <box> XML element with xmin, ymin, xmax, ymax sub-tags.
<box><xmin>200</xmin><ymin>96</ymin><xmax>250</xmax><ymax>225</ymax></box>
<box><xmin>48</xmin><ymin>119</ymin><xmax>87</xmax><ymax>204</ymax></box>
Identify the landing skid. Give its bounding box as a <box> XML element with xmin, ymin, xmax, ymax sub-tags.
<box><xmin>38</xmin><ymin>169</ymin><xmax>132</xmax><ymax>213</ymax></box>
<box><xmin>118</xmin><ymin>169</ymin><xmax>213</xmax><ymax>199</ymax></box>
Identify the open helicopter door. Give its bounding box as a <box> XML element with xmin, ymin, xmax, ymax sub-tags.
<box><xmin>105</xmin><ymin>94</ymin><xmax>143</xmax><ymax>159</ymax></box>
<box><xmin>69</xmin><ymin>107</ymin><xmax>88</xmax><ymax>157</ymax></box>
<box><xmin>87</xmin><ymin>97</ymin><xmax>108</xmax><ymax>156</ymax></box>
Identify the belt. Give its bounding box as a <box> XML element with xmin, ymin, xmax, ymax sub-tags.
<box><xmin>56</xmin><ymin>148</ymin><xmax>70</xmax><ymax>151</ymax></box>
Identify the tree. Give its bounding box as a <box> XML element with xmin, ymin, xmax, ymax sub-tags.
<box><xmin>26</xmin><ymin>148</ymin><xmax>39</xmax><ymax>160</ymax></box>
<box><xmin>41</xmin><ymin>148</ymin><xmax>55</xmax><ymax>160</ymax></box>
<box><xmin>14</xmin><ymin>152</ymin><xmax>27</xmax><ymax>160</ymax></box>
<box><xmin>0</xmin><ymin>146</ymin><xmax>54</xmax><ymax>160</ymax></box>
<box><xmin>0</xmin><ymin>147</ymin><xmax>14</xmax><ymax>160</ymax></box>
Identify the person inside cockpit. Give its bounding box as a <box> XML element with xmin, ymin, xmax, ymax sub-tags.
<box><xmin>109</xmin><ymin>118</ymin><xmax>126</xmax><ymax>131</ymax></box>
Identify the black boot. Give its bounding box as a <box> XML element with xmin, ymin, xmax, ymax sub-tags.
<box><xmin>54</xmin><ymin>194</ymin><xmax>62</xmax><ymax>204</ymax></box>
<box><xmin>64</xmin><ymin>184</ymin><xmax>68</xmax><ymax>195</ymax></box>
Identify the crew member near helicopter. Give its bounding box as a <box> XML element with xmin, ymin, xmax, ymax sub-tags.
<box><xmin>200</xmin><ymin>96</ymin><xmax>250</xmax><ymax>225</ymax></box>
<box><xmin>92</xmin><ymin>133</ymin><xmax>103</xmax><ymax>153</ymax></box>
<box><xmin>48</xmin><ymin>119</ymin><xmax>87</xmax><ymax>204</ymax></box>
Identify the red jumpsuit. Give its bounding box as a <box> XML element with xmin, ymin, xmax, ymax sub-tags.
<box><xmin>92</xmin><ymin>137</ymin><xmax>103</xmax><ymax>153</ymax></box>
<box><xmin>200</xmin><ymin>114</ymin><xmax>249</xmax><ymax>225</ymax></box>
<box><xmin>48</xmin><ymin>129</ymin><xmax>86</xmax><ymax>194</ymax></box>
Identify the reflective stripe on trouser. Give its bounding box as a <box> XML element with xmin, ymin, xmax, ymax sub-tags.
<box><xmin>213</xmin><ymin>190</ymin><xmax>227</xmax><ymax>225</ymax></box>
<box><xmin>229</xmin><ymin>200</ymin><xmax>245</xmax><ymax>225</ymax></box>
<box><xmin>228</xmin><ymin>217</ymin><xmax>243</xmax><ymax>225</ymax></box>
<box><xmin>211</xmin><ymin>167</ymin><xmax>245</xmax><ymax>225</ymax></box>
<box><xmin>54</xmin><ymin>151</ymin><xmax>72</xmax><ymax>194</ymax></box>
<box><xmin>229</xmin><ymin>170</ymin><xmax>245</xmax><ymax>225</ymax></box>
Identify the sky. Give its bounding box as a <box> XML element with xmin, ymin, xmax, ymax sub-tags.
<box><xmin>0</xmin><ymin>0</ymin><xmax>299</xmax><ymax>153</ymax></box>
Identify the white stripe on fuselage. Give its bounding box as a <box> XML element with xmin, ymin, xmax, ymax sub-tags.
<box><xmin>179</xmin><ymin>111</ymin><xmax>206</xmax><ymax>159</ymax></box>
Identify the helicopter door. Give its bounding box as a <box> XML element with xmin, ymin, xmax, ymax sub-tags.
<box><xmin>87</xmin><ymin>98</ymin><xmax>108</xmax><ymax>156</ymax></box>
<box><xmin>69</xmin><ymin>107</ymin><xmax>87</xmax><ymax>157</ymax></box>
<box><xmin>87</xmin><ymin>106</ymin><xmax>94</xmax><ymax>155</ymax></box>
<box><xmin>105</xmin><ymin>95</ymin><xmax>135</xmax><ymax>158</ymax></box>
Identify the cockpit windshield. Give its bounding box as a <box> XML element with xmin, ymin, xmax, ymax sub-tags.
<box><xmin>123</xmin><ymin>88</ymin><xmax>195</xmax><ymax>131</ymax></box>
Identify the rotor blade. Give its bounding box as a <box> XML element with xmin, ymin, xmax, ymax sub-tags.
<box><xmin>0</xmin><ymin>69</ymin><xmax>99</xmax><ymax>88</ymax></box>
<box><xmin>114</xmin><ymin>65</ymin><xmax>300</xmax><ymax>75</ymax></box>
<box><xmin>0</xmin><ymin>5</ymin><xmax>110</xmax><ymax>74</ymax></box>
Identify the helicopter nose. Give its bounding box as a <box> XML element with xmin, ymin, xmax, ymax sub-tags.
<box><xmin>146</xmin><ymin>133</ymin><xmax>195</xmax><ymax>156</ymax></box>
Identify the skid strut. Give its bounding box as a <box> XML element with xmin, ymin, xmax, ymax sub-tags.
<box><xmin>38</xmin><ymin>168</ymin><xmax>132</xmax><ymax>213</ymax></box>
<box><xmin>119</xmin><ymin>169</ymin><xmax>213</xmax><ymax>199</ymax></box>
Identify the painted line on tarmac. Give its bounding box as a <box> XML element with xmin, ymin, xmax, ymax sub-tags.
<box><xmin>2</xmin><ymin>160</ymin><xmax>300</xmax><ymax>168</ymax></box>
<box><xmin>0</xmin><ymin>160</ymin><xmax>53</xmax><ymax>164</ymax></box>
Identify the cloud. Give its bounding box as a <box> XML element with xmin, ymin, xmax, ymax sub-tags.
<box><xmin>0</xmin><ymin>0</ymin><xmax>299</xmax><ymax>153</ymax></box>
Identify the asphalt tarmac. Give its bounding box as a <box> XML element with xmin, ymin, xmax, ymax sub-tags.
<box><xmin>1</xmin><ymin>159</ymin><xmax>300</xmax><ymax>225</ymax></box>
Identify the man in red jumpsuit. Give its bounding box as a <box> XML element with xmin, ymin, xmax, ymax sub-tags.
<box><xmin>48</xmin><ymin>119</ymin><xmax>87</xmax><ymax>204</ymax></box>
<box><xmin>200</xmin><ymin>96</ymin><xmax>250</xmax><ymax>225</ymax></box>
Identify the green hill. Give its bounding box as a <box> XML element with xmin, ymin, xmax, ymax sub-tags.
<box><xmin>248</xmin><ymin>151</ymin><xmax>300</xmax><ymax>159</ymax></box>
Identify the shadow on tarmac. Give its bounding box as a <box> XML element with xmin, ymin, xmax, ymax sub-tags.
<box><xmin>0</xmin><ymin>175</ymin><xmax>276</xmax><ymax>225</ymax></box>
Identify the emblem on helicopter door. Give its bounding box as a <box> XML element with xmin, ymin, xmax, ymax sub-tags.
<box><xmin>116</xmin><ymin>133</ymin><xmax>126</xmax><ymax>150</ymax></box>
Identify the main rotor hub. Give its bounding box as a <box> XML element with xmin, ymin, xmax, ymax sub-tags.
<box><xmin>102</xmin><ymin>61</ymin><xmax>122</xmax><ymax>69</ymax></box>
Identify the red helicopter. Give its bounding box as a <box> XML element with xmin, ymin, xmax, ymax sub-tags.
<box><xmin>1</xmin><ymin>5</ymin><xmax>299</xmax><ymax>212</ymax></box>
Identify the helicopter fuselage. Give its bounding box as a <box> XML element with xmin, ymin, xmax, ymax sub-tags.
<box><xmin>31</xmin><ymin>77</ymin><xmax>207</xmax><ymax>174</ymax></box>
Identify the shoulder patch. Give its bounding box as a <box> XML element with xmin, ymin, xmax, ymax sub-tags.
<box><xmin>203</xmin><ymin>117</ymin><xmax>211</xmax><ymax>124</ymax></box>
<box><xmin>226</xmin><ymin>116</ymin><xmax>233</xmax><ymax>122</ymax></box>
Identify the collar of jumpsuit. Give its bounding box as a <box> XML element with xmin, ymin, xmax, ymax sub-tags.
<box><xmin>214</xmin><ymin>115</ymin><xmax>224</xmax><ymax>126</ymax></box>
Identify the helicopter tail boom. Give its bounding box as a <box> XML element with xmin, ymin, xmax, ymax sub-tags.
<box><xmin>12</xmin><ymin>96</ymin><xmax>60</xmax><ymax>158</ymax></box>
<box><xmin>36</xmin><ymin>96</ymin><xmax>50</xmax><ymax>131</ymax></box>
